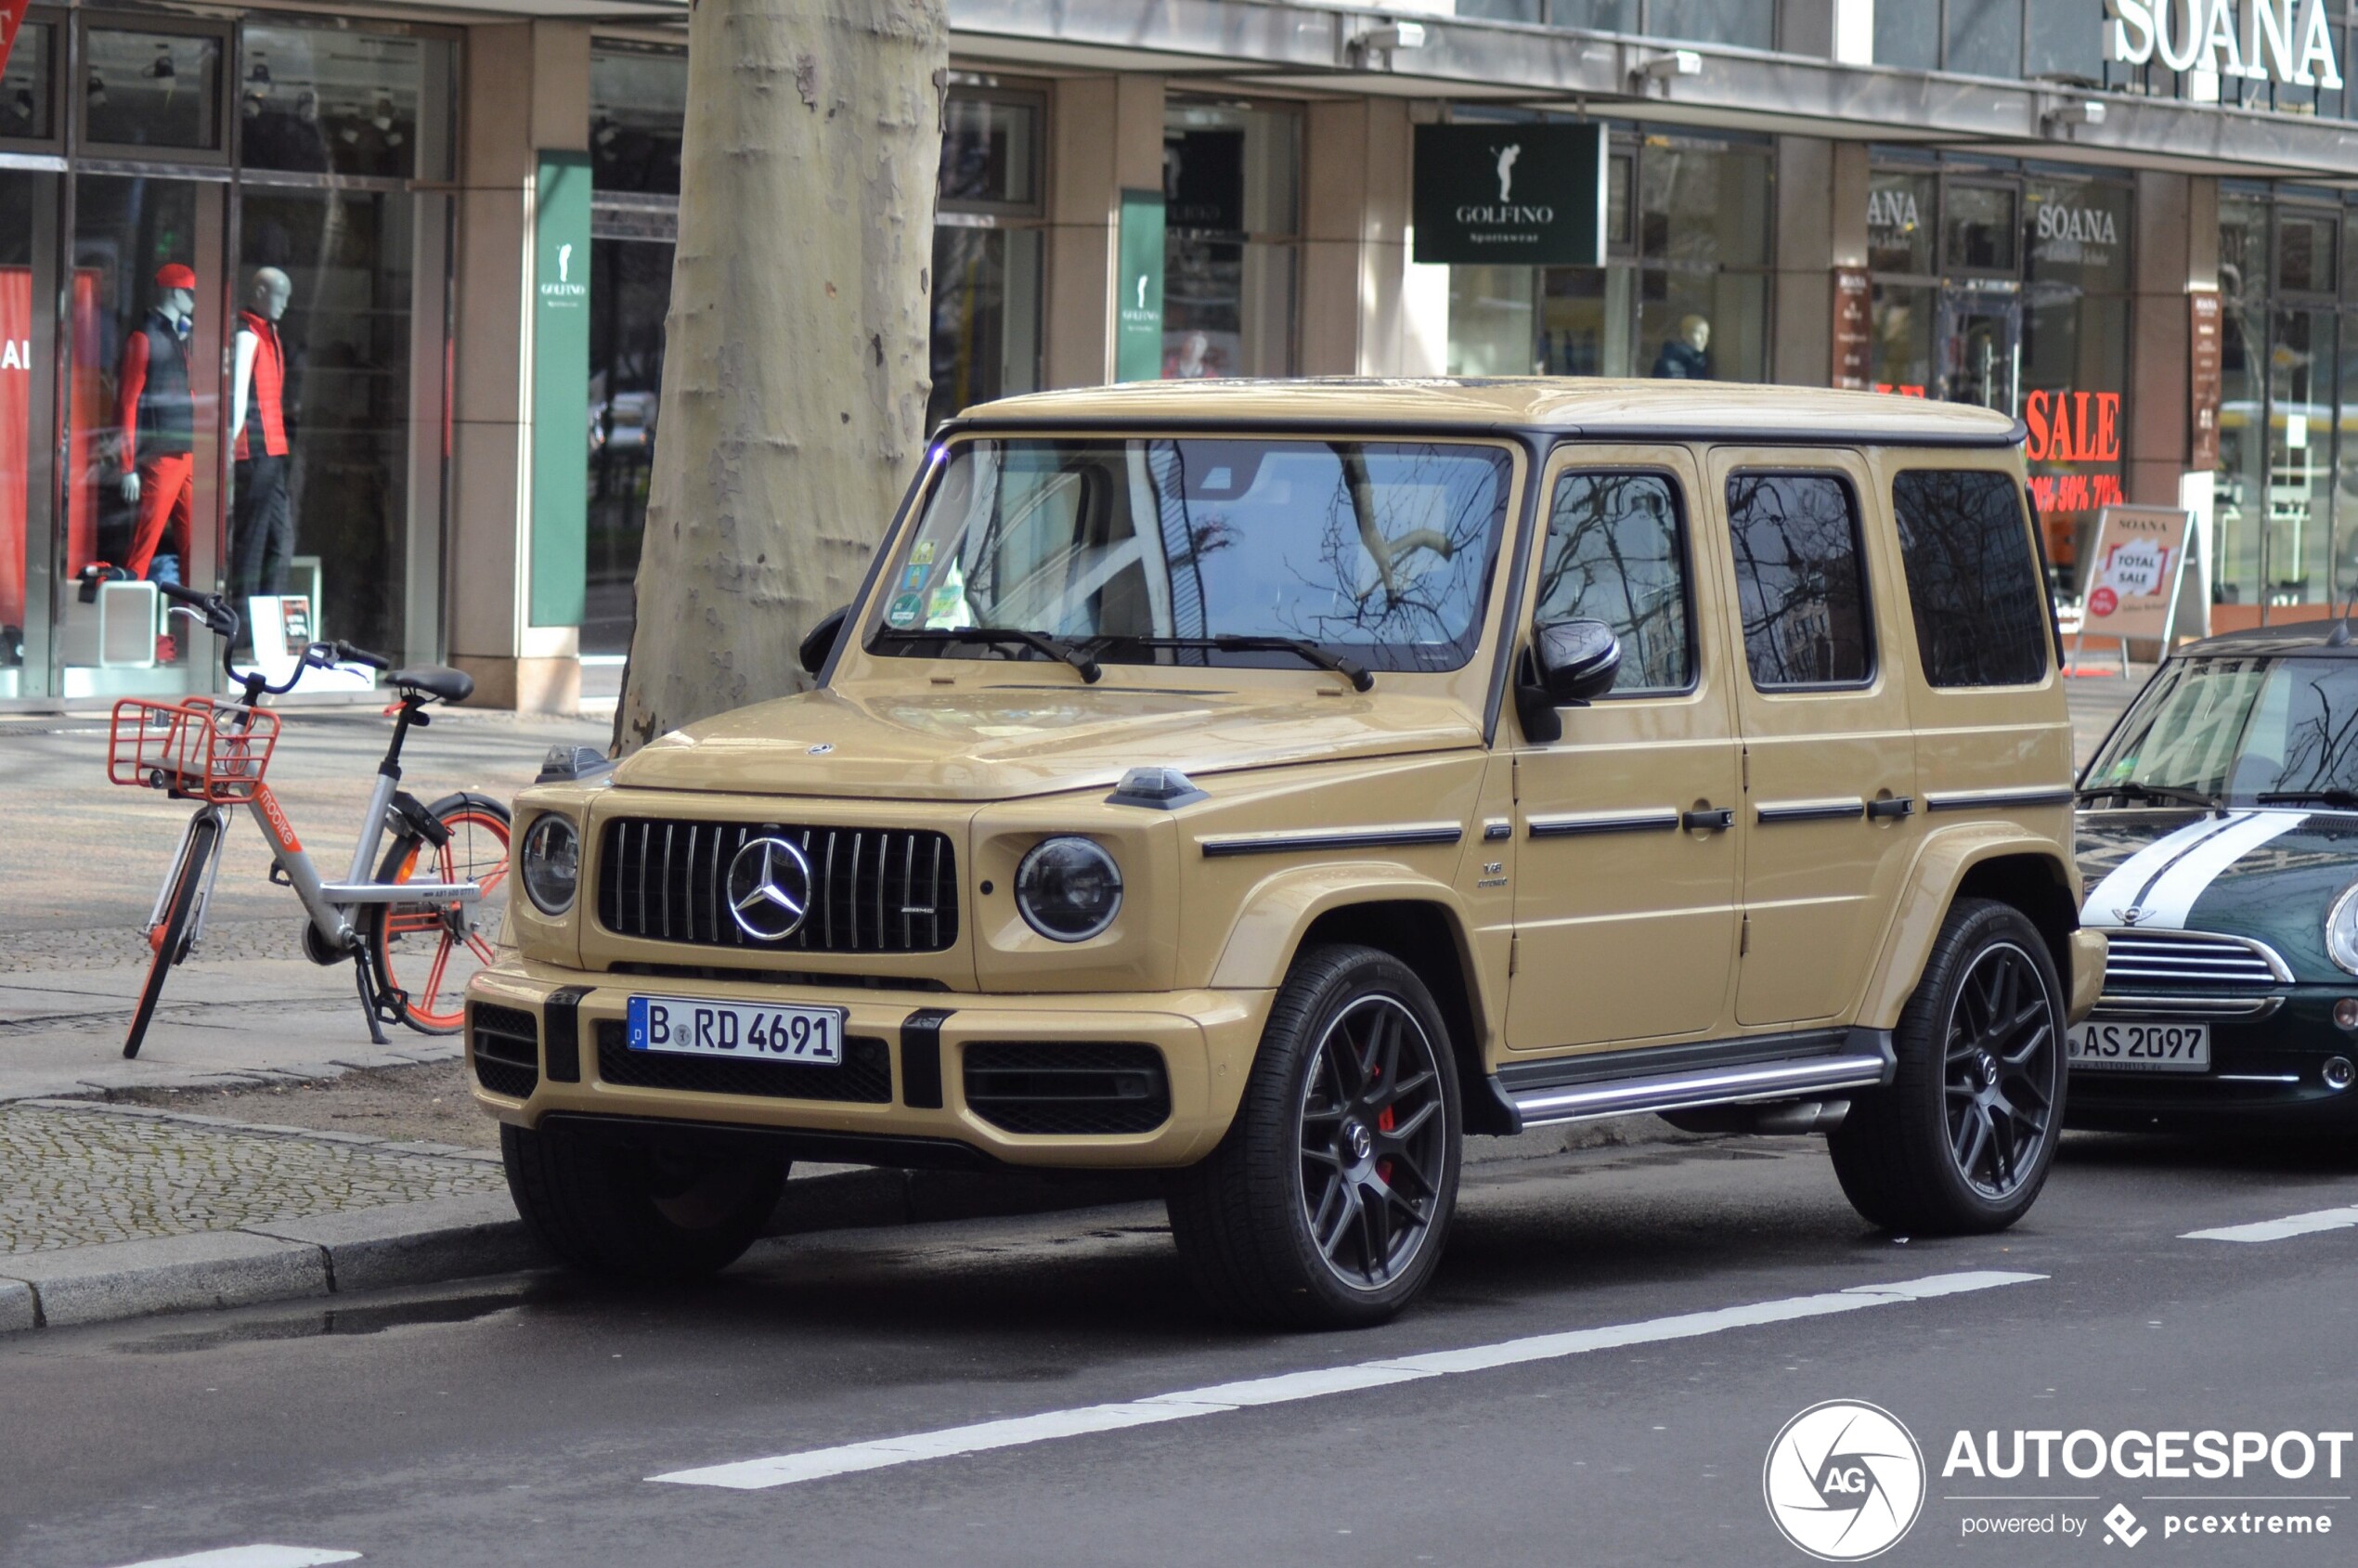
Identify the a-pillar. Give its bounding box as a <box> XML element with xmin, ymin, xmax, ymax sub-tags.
<box><xmin>1043</xmin><ymin>74</ymin><xmax>1164</xmax><ymax>388</ymax></box>
<box><xmin>447</xmin><ymin>21</ymin><xmax>589</xmax><ymax>713</ymax></box>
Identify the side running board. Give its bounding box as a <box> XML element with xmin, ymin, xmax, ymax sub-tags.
<box><xmin>1491</xmin><ymin>1029</ymin><xmax>1895</xmax><ymax>1131</ymax></box>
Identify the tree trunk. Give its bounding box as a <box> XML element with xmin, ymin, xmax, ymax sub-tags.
<box><xmin>612</xmin><ymin>0</ymin><xmax>945</xmax><ymax>754</ymax></box>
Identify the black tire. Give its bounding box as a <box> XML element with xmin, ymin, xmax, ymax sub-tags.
<box><xmin>1829</xmin><ymin>898</ymin><xmax>2066</xmax><ymax>1234</ymax></box>
<box><xmin>365</xmin><ymin>791</ymin><xmax>512</xmax><ymax>1035</ymax></box>
<box><xmin>123</xmin><ymin>813</ymin><xmax>221</xmax><ymax>1060</ymax></box>
<box><xmin>1165</xmin><ymin>943</ymin><xmax>1462</xmax><ymax>1328</ymax></box>
<box><xmin>500</xmin><ymin>1121</ymin><xmax>787</xmax><ymax>1281</ymax></box>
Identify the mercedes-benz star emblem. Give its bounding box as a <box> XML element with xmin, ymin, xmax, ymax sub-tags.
<box><xmin>725</xmin><ymin>836</ymin><xmax>815</xmax><ymax>942</ymax></box>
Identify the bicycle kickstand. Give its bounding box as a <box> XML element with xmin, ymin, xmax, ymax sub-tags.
<box><xmin>350</xmin><ymin>955</ymin><xmax>393</xmax><ymax>1046</ymax></box>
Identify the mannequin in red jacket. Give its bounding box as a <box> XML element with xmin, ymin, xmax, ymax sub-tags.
<box><xmin>115</xmin><ymin>263</ymin><xmax>199</xmax><ymax>585</ymax></box>
<box><xmin>230</xmin><ymin>266</ymin><xmax>294</xmax><ymax>602</ymax></box>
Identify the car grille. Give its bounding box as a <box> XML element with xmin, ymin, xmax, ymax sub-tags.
<box><xmin>963</xmin><ymin>1042</ymin><xmax>1171</xmax><ymax>1135</ymax></box>
<box><xmin>593</xmin><ymin>1019</ymin><xmax>893</xmax><ymax>1104</ymax></box>
<box><xmin>2094</xmin><ymin>929</ymin><xmax>2291</xmax><ymax>1018</ymax></box>
<box><xmin>471</xmin><ymin>1003</ymin><xmax>540</xmax><ymax>1099</ymax></box>
<box><xmin>597</xmin><ymin>818</ymin><xmax>958</xmax><ymax>955</ymax></box>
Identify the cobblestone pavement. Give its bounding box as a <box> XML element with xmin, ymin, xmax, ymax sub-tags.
<box><xmin>0</xmin><ymin>1102</ymin><xmax>505</xmax><ymax>1255</ymax></box>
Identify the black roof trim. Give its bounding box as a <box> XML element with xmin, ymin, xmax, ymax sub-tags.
<box><xmin>933</xmin><ymin>414</ymin><xmax>2028</xmax><ymax>450</ymax></box>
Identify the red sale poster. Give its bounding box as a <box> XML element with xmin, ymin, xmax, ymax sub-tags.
<box><xmin>2</xmin><ymin>266</ymin><xmax>26</xmax><ymax>629</ymax></box>
<box><xmin>1</xmin><ymin>2</ymin><xmax>30</xmax><ymax>80</ymax></box>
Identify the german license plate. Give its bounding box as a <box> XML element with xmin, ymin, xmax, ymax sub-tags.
<box><xmin>2067</xmin><ymin>1020</ymin><xmax>2209</xmax><ymax>1072</ymax></box>
<box><xmin>625</xmin><ymin>994</ymin><xmax>844</xmax><ymax>1065</ymax></box>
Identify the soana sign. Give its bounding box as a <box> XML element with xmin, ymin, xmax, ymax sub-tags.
<box><xmin>2105</xmin><ymin>1</ymin><xmax>2344</xmax><ymax>89</ymax></box>
<box><xmin>1413</xmin><ymin>123</ymin><xmax>1606</xmax><ymax>267</ymax></box>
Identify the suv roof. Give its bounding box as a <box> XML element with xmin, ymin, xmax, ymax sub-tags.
<box><xmin>951</xmin><ymin>377</ymin><xmax>2023</xmax><ymax>448</ymax></box>
<box><xmin>2174</xmin><ymin>622</ymin><xmax>2358</xmax><ymax>659</ymax></box>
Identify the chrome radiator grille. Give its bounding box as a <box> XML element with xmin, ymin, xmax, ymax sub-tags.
<box><xmin>596</xmin><ymin>818</ymin><xmax>958</xmax><ymax>954</ymax></box>
<box><xmin>2100</xmin><ymin>930</ymin><xmax>2289</xmax><ymax>989</ymax></box>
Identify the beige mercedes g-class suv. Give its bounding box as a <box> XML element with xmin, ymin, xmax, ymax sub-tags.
<box><xmin>469</xmin><ymin>379</ymin><xmax>2103</xmax><ymax>1328</ymax></box>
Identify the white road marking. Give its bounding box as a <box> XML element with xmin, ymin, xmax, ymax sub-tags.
<box><xmin>651</xmin><ymin>1270</ymin><xmax>2044</xmax><ymax>1491</ymax></box>
<box><xmin>106</xmin><ymin>1549</ymin><xmax>359</xmax><ymax>1568</ymax></box>
<box><xmin>2183</xmin><ymin>1205</ymin><xmax>2358</xmax><ymax>1243</ymax></box>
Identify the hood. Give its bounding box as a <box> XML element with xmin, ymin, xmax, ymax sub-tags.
<box><xmin>2076</xmin><ymin>807</ymin><xmax>2358</xmax><ymax>977</ymax></box>
<box><xmin>614</xmin><ymin>683</ymin><xmax>1482</xmax><ymax>802</ymax></box>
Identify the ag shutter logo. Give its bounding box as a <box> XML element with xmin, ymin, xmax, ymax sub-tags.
<box><xmin>1764</xmin><ymin>1401</ymin><xmax>1927</xmax><ymax>1562</ymax></box>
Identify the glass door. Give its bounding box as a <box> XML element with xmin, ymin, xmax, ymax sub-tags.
<box><xmin>2</xmin><ymin>167</ymin><xmax>59</xmax><ymax>699</ymax></box>
<box><xmin>1936</xmin><ymin>284</ymin><xmax>2022</xmax><ymax>416</ymax></box>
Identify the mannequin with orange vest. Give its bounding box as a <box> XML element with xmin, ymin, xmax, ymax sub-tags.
<box><xmin>229</xmin><ymin>266</ymin><xmax>294</xmax><ymax>603</ymax></box>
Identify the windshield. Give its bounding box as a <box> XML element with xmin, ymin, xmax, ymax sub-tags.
<box><xmin>871</xmin><ymin>437</ymin><xmax>1515</xmax><ymax>674</ymax></box>
<box><xmin>2083</xmin><ymin>655</ymin><xmax>2358</xmax><ymax>804</ymax></box>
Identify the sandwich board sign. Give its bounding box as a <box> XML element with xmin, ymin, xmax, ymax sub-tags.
<box><xmin>2075</xmin><ymin>505</ymin><xmax>2204</xmax><ymax>672</ymax></box>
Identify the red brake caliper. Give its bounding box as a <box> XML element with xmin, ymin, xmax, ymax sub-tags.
<box><xmin>1375</xmin><ymin>1059</ymin><xmax>1395</xmax><ymax>1183</ymax></box>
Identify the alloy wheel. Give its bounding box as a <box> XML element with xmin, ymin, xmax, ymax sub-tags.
<box><xmin>1296</xmin><ymin>993</ymin><xmax>1449</xmax><ymax>1290</ymax></box>
<box><xmin>1942</xmin><ymin>941</ymin><xmax>2058</xmax><ymax>1199</ymax></box>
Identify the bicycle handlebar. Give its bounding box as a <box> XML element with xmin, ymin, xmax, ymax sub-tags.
<box><xmin>156</xmin><ymin>585</ymin><xmax>396</xmax><ymax>696</ymax></box>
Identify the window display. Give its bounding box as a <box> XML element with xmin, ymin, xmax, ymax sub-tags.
<box><xmin>84</xmin><ymin>29</ymin><xmax>220</xmax><ymax>151</ymax></box>
<box><xmin>590</xmin><ymin>42</ymin><xmax>685</xmax><ymax>195</ymax></box>
<box><xmin>1162</xmin><ymin>100</ymin><xmax>1299</xmax><ymax>379</ymax></box>
<box><xmin>240</xmin><ymin>27</ymin><xmax>430</xmax><ymax>179</ymax></box>
<box><xmin>1</xmin><ymin>18</ymin><xmax>50</xmax><ymax>140</ymax></box>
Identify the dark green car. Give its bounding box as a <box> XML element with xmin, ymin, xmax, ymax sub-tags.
<box><xmin>2074</xmin><ymin>626</ymin><xmax>2358</xmax><ymax>1127</ymax></box>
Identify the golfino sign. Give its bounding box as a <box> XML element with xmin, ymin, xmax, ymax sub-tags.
<box><xmin>2105</xmin><ymin>1</ymin><xmax>2344</xmax><ymax>89</ymax></box>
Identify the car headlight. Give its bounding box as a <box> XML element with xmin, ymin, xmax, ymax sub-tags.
<box><xmin>1016</xmin><ymin>836</ymin><xmax>1122</xmax><ymax>941</ymax></box>
<box><xmin>2328</xmin><ymin>883</ymin><xmax>2358</xmax><ymax>975</ymax></box>
<box><xmin>520</xmin><ymin>814</ymin><xmax>580</xmax><ymax>916</ymax></box>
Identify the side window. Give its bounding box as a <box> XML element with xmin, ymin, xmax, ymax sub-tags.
<box><xmin>1725</xmin><ymin>472</ymin><xmax>1872</xmax><ymax>689</ymax></box>
<box><xmin>1534</xmin><ymin>471</ymin><xmax>1693</xmax><ymax>694</ymax></box>
<box><xmin>1890</xmin><ymin>470</ymin><xmax>2050</xmax><ymax>688</ymax></box>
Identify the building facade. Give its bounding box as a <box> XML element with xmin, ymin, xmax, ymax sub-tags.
<box><xmin>4</xmin><ymin>0</ymin><xmax>2356</xmax><ymax>708</ymax></box>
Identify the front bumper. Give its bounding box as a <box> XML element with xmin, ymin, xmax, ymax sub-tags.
<box><xmin>463</xmin><ymin>958</ymin><xmax>1273</xmax><ymax>1169</ymax></box>
<box><xmin>2066</xmin><ymin>988</ymin><xmax>2358</xmax><ymax>1126</ymax></box>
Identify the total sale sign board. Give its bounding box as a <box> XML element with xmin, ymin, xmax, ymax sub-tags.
<box><xmin>2082</xmin><ymin>506</ymin><xmax>2202</xmax><ymax>644</ymax></box>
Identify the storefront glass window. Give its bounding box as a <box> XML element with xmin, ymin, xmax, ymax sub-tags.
<box><xmin>939</xmin><ymin>96</ymin><xmax>1038</xmax><ymax>208</ymax></box>
<box><xmin>84</xmin><ymin>29</ymin><xmax>221</xmax><ymax>151</ymax></box>
<box><xmin>1447</xmin><ymin>266</ymin><xmax>1539</xmax><ymax>376</ymax></box>
<box><xmin>585</xmin><ymin>237</ymin><xmax>670</xmax><ymax>656</ymax></box>
<box><xmin>590</xmin><ymin>44</ymin><xmax>686</xmax><ymax>196</ymax></box>
<box><xmin>2</xmin><ymin>20</ymin><xmax>52</xmax><ymax>140</ymax></box>
<box><xmin>1549</xmin><ymin>1</ymin><xmax>1638</xmax><ymax>28</ymax></box>
<box><xmin>2278</xmin><ymin>210</ymin><xmax>2339</xmax><ymax>296</ymax></box>
<box><xmin>235</xmin><ymin>189</ymin><xmax>419</xmax><ymax>658</ymax></box>
<box><xmin>240</xmin><ymin>27</ymin><xmax>425</xmax><ymax>179</ymax></box>
<box><xmin>1539</xmin><ymin>266</ymin><xmax>1634</xmax><ymax>377</ymax></box>
<box><xmin>1870</xmin><ymin>283</ymin><xmax>1936</xmax><ymax>395</ymax></box>
<box><xmin>929</xmin><ymin>90</ymin><xmax>1043</xmax><ymax>428</ymax></box>
<box><xmin>2215</xmin><ymin>196</ymin><xmax>2272</xmax><ymax>609</ymax></box>
<box><xmin>1</xmin><ymin>172</ymin><xmax>53</xmax><ymax>695</ymax></box>
<box><xmin>1868</xmin><ymin>171</ymin><xmax>1936</xmax><ymax>276</ymax></box>
<box><xmin>1944</xmin><ymin>182</ymin><xmax>2017</xmax><ymax>272</ymax></box>
<box><xmin>2268</xmin><ymin>306</ymin><xmax>2338</xmax><ymax>607</ymax></box>
<box><xmin>1648</xmin><ymin>0</ymin><xmax>1773</xmax><ymax>48</ymax></box>
<box><xmin>1456</xmin><ymin>1</ymin><xmax>1547</xmax><ymax>21</ymax></box>
<box><xmin>1162</xmin><ymin>100</ymin><xmax>1300</xmax><ymax>379</ymax></box>
<box><xmin>1945</xmin><ymin>0</ymin><xmax>2022</xmax><ymax>79</ymax></box>
<box><xmin>2023</xmin><ymin>5</ymin><xmax>2104</xmax><ymax>84</ymax></box>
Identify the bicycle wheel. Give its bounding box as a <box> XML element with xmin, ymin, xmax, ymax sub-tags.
<box><xmin>124</xmin><ymin>812</ymin><xmax>222</xmax><ymax>1060</ymax></box>
<box><xmin>364</xmin><ymin>792</ymin><xmax>512</xmax><ymax>1035</ymax></box>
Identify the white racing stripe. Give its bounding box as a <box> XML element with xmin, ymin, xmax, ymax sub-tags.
<box><xmin>2183</xmin><ymin>1205</ymin><xmax>2358</xmax><ymax>1243</ymax></box>
<box><xmin>2129</xmin><ymin>810</ymin><xmax>2311</xmax><ymax>929</ymax></box>
<box><xmin>650</xmin><ymin>1270</ymin><xmax>2045</xmax><ymax>1491</ymax></box>
<box><xmin>106</xmin><ymin>1549</ymin><xmax>359</xmax><ymax>1568</ymax></box>
<box><xmin>2079</xmin><ymin>811</ymin><xmax>2251</xmax><ymax>926</ymax></box>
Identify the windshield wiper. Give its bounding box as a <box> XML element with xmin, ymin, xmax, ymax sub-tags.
<box><xmin>883</xmin><ymin>628</ymin><xmax>1099</xmax><ymax>683</ymax></box>
<box><xmin>1097</xmin><ymin>634</ymin><xmax>1374</xmax><ymax>693</ymax></box>
<box><xmin>2075</xmin><ymin>781</ymin><xmax>2220</xmax><ymax>810</ymax></box>
<box><xmin>2255</xmin><ymin>787</ymin><xmax>2358</xmax><ymax>809</ymax></box>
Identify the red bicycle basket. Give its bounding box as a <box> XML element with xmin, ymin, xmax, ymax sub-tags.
<box><xmin>107</xmin><ymin>697</ymin><xmax>282</xmax><ymax>803</ymax></box>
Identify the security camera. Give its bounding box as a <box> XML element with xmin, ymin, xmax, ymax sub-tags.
<box><xmin>2040</xmin><ymin>98</ymin><xmax>2106</xmax><ymax>136</ymax></box>
<box><xmin>1347</xmin><ymin>19</ymin><xmax>1427</xmax><ymax>68</ymax></box>
<box><xmin>1635</xmin><ymin>48</ymin><xmax>1702</xmax><ymax>82</ymax></box>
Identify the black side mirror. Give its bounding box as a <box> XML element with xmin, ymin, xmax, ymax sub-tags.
<box><xmin>798</xmin><ymin>604</ymin><xmax>849</xmax><ymax>677</ymax></box>
<box><xmin>1533</xmin><ymin>617</ymin><xmax>1622</xmax><ymax>706</ymax></box>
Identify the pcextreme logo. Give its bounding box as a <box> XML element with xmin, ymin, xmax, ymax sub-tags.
<box><xmin>1764</xmin><ymin>1401</ymin><xmax>1927</xmax><ymax>1562</ymax></box>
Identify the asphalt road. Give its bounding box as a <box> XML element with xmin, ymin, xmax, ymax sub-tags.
<box><xmin>5</xmin><ymin>1128</ymin><xmax>2355</xmax><ymax>1568</ymax></box>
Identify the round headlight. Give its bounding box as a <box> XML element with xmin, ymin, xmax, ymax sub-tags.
<box><xmin>520</xmin><ymin>814</ymin><xmax>580</xmax><ymax>916</ymax></box>
<box><xmin>1016</xmin><ymin>836</ymin><xmax>1122</xmax><ymax>942</ymax></box>
<box><xmin>2328</xmin><ymin>883</ymin><xmax>2358</xmax><ymax>976</ymax></box>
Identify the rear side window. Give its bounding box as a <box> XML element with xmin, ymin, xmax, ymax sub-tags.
<box><xmin>1534</xmin><ymin>471</ymin><xmax>1693</xmax><ymax>694</ymax></box>
<box><xmin>1890</xmin><ymin>470</ymin><xmax>2049</xmax><ymax>688</ymax></box>
<box><xmin>1725</xmin><ymin>473</ymin><xmax>1872</xmax><ymax>688</ymax></box>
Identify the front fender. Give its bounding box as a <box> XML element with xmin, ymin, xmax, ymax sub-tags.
<box><xmin>1858</xmin><ymin>824</ymin><xmax>2081</xmax><ymax>1030</ymax></box>
<box><xmin>1207</xmin><ymin>862</ymin><xmax>1483</xmax><ymax>996</ymax></box>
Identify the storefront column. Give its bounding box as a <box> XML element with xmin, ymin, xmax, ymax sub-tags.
<box><xmin>1300</xmin><ymin>97</ymin><xmax>1417</xmax><ymax>376</ymax></box>
<box><xmin>1771</xmin><ymin>136</ymin><xmax>1866</xmax><ymax>387</ymax></box>
<box><xmin>2126</xmin><ymin>172</ymin><xmax>2214</xmax><ymax>507</ymax></box>
<box><xmin>1043</xmin><ymin>74</ymin><xmax>1162</xmax><ymax>388</ymax></box>
<box><xmin>447</xmin><ymin>20</ymin><xmax>589</xmax><ymax>713</ymax></box>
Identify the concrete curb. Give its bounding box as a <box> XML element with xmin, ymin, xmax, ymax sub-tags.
<box><xmin>1</xmin><ymin>1099</ymin><xmax>1687</xmax><ymax>1336</ymax></box>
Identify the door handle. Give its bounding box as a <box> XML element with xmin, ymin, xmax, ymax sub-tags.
<box><xmin>1681</xmin><ymin>806</ymin><xmax>1735</xmax><ymax>832</ymax></box>
<box><xmin>1866</xmin><ymin>797</ymin><xmax>1916</xmax><ymax>820</ymax></box>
